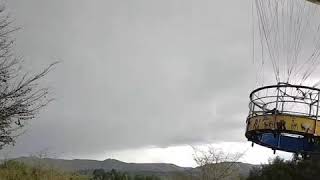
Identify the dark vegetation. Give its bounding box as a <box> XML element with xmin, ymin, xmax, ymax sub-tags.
<box><xmin>247</xmin><ymin>155</ymin><xmax>320</xmax><ymax>180</ymax></box>
<box><xmin>92</xmin><ymin>169</ymin><xmax>161</xmax><ymax>180</ymax></box>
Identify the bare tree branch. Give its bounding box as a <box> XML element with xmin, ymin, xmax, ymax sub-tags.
<box><xmin>0</xmin><ymin>7</ymin><xmax>57</xmax><ymax>149</ymax></box>
<box><xmin>192</xmin><ymin>146</ymin><xmax>246</xmax><ymax>180</ymax></box>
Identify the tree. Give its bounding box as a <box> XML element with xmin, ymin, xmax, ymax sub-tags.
<box><xmin>92</xmin><ymin>169</ymin><xmax>105</xmax><ymax>180</ymax></box>
<box><xmin>0</xmin><ymin>5</ymin><xmax>56</xmax><ymax>148</ymax></box>
<box><xmin>247</xmin><ymin>157</ymin><xmax>296</xmax><ymax>180</ymax></box>
<box><xmin>193</xmin><ymin>146</ymin><xmax>244</xmax><ymax>180</ymax></box>
<box><xmin>247</xmin><ymin>156</ymin><xmax>320</xmax><ymax>180</ymax></box>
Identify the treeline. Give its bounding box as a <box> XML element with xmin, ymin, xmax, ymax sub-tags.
<box><xmin>247</xmin><ymin>156</ymin><xmax>320</xmax><ymax>180</ymax></box>
<box><xmin>92</xmin><ymin>169</ymin><xmax>161</xmax><ymax>180</ymax></box>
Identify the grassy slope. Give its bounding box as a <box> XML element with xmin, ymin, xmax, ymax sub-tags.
<box><xmin>0</xmin><ymin>160</ymin><xmax>89</xmax><ymax>180</ymax></box>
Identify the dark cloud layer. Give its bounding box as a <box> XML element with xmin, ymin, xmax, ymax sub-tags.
<box><xmin>4</xmin><ymin>0</ymin><xmax>256</xmax><ymax>157</ymax></box>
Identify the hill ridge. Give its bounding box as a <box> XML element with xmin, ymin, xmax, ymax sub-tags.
<box><xmin>9</xmin><ymin>156</ymin><xmax>256</xmax><ymax>177</ymax></box>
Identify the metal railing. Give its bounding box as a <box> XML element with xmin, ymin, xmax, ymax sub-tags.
<box><xmin>248</xmin><ymin>83</ymin><xmax>320</xmax><ymax>120</ymax></box>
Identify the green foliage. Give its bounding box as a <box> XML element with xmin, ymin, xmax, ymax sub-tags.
<box><xmin>247</xmin><ymin>156</ymin><xmax>320</xmax><ymax>180</ymax></box>
<box><xmin>0</xmin><ymin>160</ymin><xmax>89</xmax><ymax>180</ymax></box>
<box><xmin>132</xmin><ymin>174</ymin><xmax>160</xmax><ymax>180</ymax></box>
<box><xmin>92</xmin><ymin>169</ymin><xmax>105</xmax><ymax>180</ymax></box>
<box><xmin>168</xmin><ymin>172</ymin><xmax>198</xmax><ymax>180</ymax></box>
<box><xmin>91</xmin><ymin>169</ymin><xmax>161</xmax><ymax>180</ymax></box>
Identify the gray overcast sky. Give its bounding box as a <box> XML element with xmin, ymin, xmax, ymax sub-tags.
<box><xmin>2</xmin><ymin>0</ymin><xmax>266</xmax><ymax>163</ymax></box>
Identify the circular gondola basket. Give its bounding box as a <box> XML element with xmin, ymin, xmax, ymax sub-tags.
<box><xmin>246</xmin><ymin>83</ymin><xmax>320</xmax><ymax>153</ymax></box>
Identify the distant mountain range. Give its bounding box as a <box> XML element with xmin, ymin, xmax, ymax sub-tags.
<box><xmin>11</xmin><ymin>157</ymin><xmax>257</xmax><ymax>177</ymax></box>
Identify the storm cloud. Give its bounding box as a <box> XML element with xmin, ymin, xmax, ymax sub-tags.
<box><xmin>4</xmin><ymin>0</ymin><xmax>257</xmax><ymax>158</ymax></box>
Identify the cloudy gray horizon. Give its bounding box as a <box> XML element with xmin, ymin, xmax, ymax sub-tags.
<box><xmin>0</xmin><ymin>0</ymin><xmax>269</xmax><ymax>163</ymax></box>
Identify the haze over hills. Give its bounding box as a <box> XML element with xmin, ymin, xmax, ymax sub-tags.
<box><xmin>11</xmin><ymin>157</ymin><xmax>257</xmax><ymax>177</ymax></box>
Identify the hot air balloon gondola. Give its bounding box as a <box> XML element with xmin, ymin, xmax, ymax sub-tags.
<box><xmin>247</xmin><ymin>0</ymin><xmax>320</xmax><ymax>155</ymax></box>
<box><xmin>246</xmin><ymin>83</ymin><xmax>320</xmax><ymax>154</ymax></box>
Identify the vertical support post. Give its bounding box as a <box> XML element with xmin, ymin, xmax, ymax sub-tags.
<box><xmin>275</xmin><ymin>86</ymin><xmax>280</xmax><ymax>111</ymax></box>
<box><xmin>274</xmin><ymin>86</ymin><xmax>280</xmax><ymax>134</ymax></box>
<box><xmin>309</xmin><ymin>104</ymin><xmax>312</xmax><ymax>116</ymax></box>
<box><xmin>309</xmin><ymin>93</ymin><xmax>313</xmax><ymax>116</ymax></box>
<box><xmin>314</xmin><ymin>92</ymin><xmax>320</xmax><ymax>136</ymax></box>
<box><xmin>316</xmin><ymin>92</ymin><xmax>320</xmax><ymax>120</ymax></box>
<box><xmin>281</xmin><ymin>85</ymin><xmax>286</xmax><ymax>113</ymax></box>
